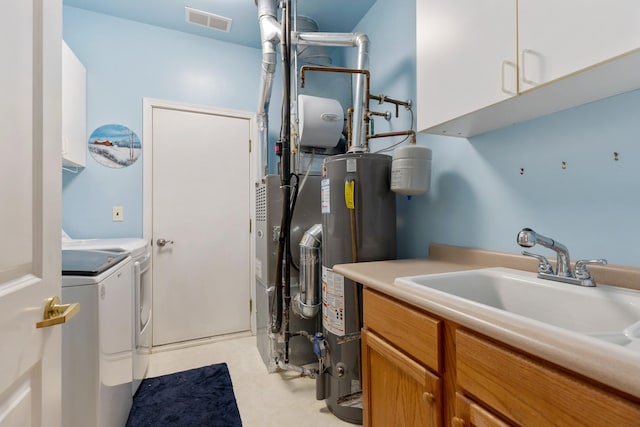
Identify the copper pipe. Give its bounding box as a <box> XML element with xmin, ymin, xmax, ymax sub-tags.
<box><xmin>347</xmin><ymin>186</ymin><xmax>362</xmax><ymax>386</ymax></box>
<box><xmin>368</xmin><ymin>111</ymin><xmax>388</xmax><ymax>118</ymax></box>
<box><xmin>369</xmin><ymin>94</ymin><xmax>411</xmax><ymax>117</ymax></box>
<box><xmin>366</xmin><ymin>130</ymin><xmax>416</xmax><ymax>145</ymax></box>
<box><xmin>300</xmin><ymin>66</ymin><xmax>416</xmax><ymax>149</ymax></box>
<box><xmin>369</xmin><ymin>94</ymin><xmax>410</xmax><ymax>107</ymax></box>
<box><xmin>300</xmin><ymin>66</ymin><xmax>372</xmax><ymax>151</ymax></box>
<box><xmin>367</xmin><ymin>110</ymin><xmax>390</xmax><ymax>130</ymax></box>
<box><xmin>300</xmin><ymin>65</ymin><xmax>370</xmax><ymax>92</ymax></box>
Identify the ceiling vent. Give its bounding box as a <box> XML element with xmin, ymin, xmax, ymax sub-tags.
<box><xmin>185</xmin><ymin>7</ymin><xmax>232</xmax><ymax>33</ymax></box>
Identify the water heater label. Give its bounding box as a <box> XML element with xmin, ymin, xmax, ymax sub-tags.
<box><xmin>322</xmin><ymin>266</ymin><xmax>345</xmax><ymax>336</ymax></box>
<box><xmin>321</xmin><ymin>179</ymin><xmax>331</xmax><ymax>213</ymax></box>
<box><xmin>346</xmin><ymin>158</ymin><xmax>357</xmax><ymax>173</ymax></box>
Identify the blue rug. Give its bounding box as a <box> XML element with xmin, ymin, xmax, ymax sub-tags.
<box><xmin>126</xmin><ymin>363</ymin><xmax>243</xmax><ymax>427</ymax></box>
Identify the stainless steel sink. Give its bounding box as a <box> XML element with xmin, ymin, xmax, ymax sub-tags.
<box><xmin>394</xmin><ymin>267</ymin><xmax>640</xmax><ymax>351</ymax></box>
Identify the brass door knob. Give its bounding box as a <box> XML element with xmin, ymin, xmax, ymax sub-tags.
<box><xmin>36</xmin><ymin>296</ymin><xmax>80</xmax><ymax>328</ymax></box>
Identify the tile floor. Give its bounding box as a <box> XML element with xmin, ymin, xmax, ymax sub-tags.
<box><xmin>147</xmin><ymin>333</ymin><xmax>356</xmax><ymax>426</ymax></box>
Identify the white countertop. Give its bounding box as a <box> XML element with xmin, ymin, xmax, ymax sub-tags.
<box><xmin>333</xmin><ymin>246</ymin><xmax>640</xmax><ymax>399</ymax></box>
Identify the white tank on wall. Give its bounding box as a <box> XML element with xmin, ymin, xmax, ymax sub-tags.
<box><xmin>390</xmin><ymin>144</ymin><xmax>432</xmax><ymax>196</ymax></box>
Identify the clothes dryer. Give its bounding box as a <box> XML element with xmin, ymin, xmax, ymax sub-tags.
<box><xmin>62</xmin><ymin>232</ymin><xmax>151</xmax><ymax>394</ymax></box>
<box><xmin>62</xmin><ymin>249</ymin><xmax>134</xmax><ymax>427</ymax></box>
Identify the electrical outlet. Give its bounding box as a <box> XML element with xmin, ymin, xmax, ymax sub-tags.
<box><xmin>112</xmin><ymin>206</ymin><xmax>124</xmax><ymax>221</ymax></box>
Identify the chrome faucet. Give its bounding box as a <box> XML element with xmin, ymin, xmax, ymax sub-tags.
<box><xmin>517</xmin><ymin>227</ymin><xmax>607</xmax><ymax>287</ymax></box>
<box><xmin>517</xmin><ymin>228</ymin><xmax>571</xmax><ymax>277</ymax></box>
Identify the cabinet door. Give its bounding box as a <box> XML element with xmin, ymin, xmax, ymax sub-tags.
<box><xmin>417</xmin><ymin>0</ymin><xmax>517</xmax><ymax>132</ymax></box>
<box><xmin>518</xmin><ymin>0</ymin><xmax>640</xmax><ymax>91</ymax></box>
<box><xmin>362</xmin><ymin>329</ymin><xmax>441</xmax><ymax>427</ymax></box>
<box><xmin>62</xmin><ymin>41</ymin><xmax>86</xmax><ymax>168</ymax></box>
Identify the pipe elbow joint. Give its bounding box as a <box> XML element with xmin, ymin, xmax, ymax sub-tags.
<box><xmin>352</xmin><ymin>32</ymin><xmax>370</xmax><ymax>46</ymax></box>
<box><xmin>259</xmin><ymin>17</ymin><xmax>281</xmax><ymax>44</ymax></box>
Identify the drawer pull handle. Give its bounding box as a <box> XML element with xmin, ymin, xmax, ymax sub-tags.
<box><xmin>422</xmin><ymin>391</ymin><xmax>435</xmax><ymax>404</ymax></box>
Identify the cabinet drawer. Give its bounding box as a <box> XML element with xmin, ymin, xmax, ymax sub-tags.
<box><xmin>453</xmin><ymin>392</ymin><xmax>513</xmax><ymax>427</ymax></box>
<box><xmin>456</xmin><ymin>329</ymin><xmax>640</xmax><ymax>427</ymax></box>
<box><xmin>363</xmin><ymin>288</ymin><xmax>441</xmax><ymax>373</ymax></box>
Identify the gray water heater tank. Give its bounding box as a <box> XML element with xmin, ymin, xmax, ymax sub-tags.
<box><xmin>319</xmin><ymin>152</ymin><xmax>396</xmax><ymax>424</ymax></box>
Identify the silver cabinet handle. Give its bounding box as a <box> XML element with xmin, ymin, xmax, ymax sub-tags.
<box><xmin>501</xmin><ymin>60</ymin><xmax>517</xmax><ymax>95</ymax></box>
<box><xmin>156</xmin><ymin>238</ymin><xmax>174</xmax><ymax>247</ymax></box>
<box><xmin>520</xmin><ymin>48</ymin><xmax>538</xmax><ymax>86</ymax></box>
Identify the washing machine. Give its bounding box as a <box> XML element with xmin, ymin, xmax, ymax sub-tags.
<box><xmin>62</xmin><ymin>231</ymin><xmax>152</xmax><ymax>395</ymax></box>
<box><xmin>62</xmin><ymin>249</ymin><xmax>134</xmax><ymax>427</ymax></box>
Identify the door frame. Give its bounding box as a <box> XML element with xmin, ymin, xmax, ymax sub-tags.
<box><xmin>142</xmin><ymin>98</ymin><xmax>258</xmax><ymax>338</ymax></box>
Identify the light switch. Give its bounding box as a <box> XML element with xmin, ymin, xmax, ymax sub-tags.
<box><xmin>112</xmin><ymin>206</ymin><xmax>124</xmax><ymax>221</ymax></box>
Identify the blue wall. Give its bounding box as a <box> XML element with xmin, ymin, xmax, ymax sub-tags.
<box><xmin>62</xmin><ymin>6</ymin><xmax>281</xmax><ymax>238</ymax></box>
<box><xmin>64</xmin><ymin>3</ymin><xmax>640</xmax><ymax>267</ymax></box>
<box><xmin>353</xmin><ymin>0</ymin><xmax>640</xmax><ymax>267</ymax></box>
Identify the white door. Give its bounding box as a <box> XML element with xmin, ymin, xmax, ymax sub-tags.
<box><xmin>149</xmin><ymin>105</ymin><xmax>252</xmax><ymax>346</ymax></box>
<box><xmin>0</xmin><ymin>0</ymin><xmax>63</xmax><ymax>426</ymax></box>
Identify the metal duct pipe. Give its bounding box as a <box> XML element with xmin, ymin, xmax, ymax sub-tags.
<box><xmin>257</xmin><ymin>0</ymin><xmax>282</xmax><ymax>175</ymax></box>
<box><xmin>294</xmin><ymin>17</ymin><xmax>332</xmax><ymax>66</ymax></box>
<box><xmin>293</xmin><ymin>224</ymin><xmax>322</xmax><ymax>319</ymax></box>
<box><xmin>294</xmin><ymin>32</ymin><xmax>369</xmax><ymax>152</ymax></box>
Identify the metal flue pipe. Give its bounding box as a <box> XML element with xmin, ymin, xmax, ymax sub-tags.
<box><xmin>257</xmin><ymin>0</ymin><xmax>287</xmax><ymax>334</ymax></box>
<box><xmin>257</xmin><ymin>0</ymin><xmax>282</xmax><ymax>176</ymax></box>
<box><xmin>255</xmin><ymin>0</ymin><xmax>371</xmax><ymax>357</ymax></box>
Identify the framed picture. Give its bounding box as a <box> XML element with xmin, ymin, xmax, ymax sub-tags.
<box><xmin>88</xmin><ymin>124</ymin><xmax>141</xmax><ymax>168</ymax></box>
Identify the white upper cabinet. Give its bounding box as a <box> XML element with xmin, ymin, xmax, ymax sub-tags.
<box><xmin>62</xmin><ymin>41</ymin><xmax>87</xmax><ymax>169</ymax></box>
<box><xmin>518</xmin><ymin>0</ymin><xmax>640</xmax><ymax>92</ymax></box>
<box><xmin>417</xmin><ymin>0</ymin><xmax>640</xmax><ymax>137</ymax></box>
<box><xmin>416</xmin><ymin>0</ymin><xmax>517</xmax><ymax>135</ymax></box>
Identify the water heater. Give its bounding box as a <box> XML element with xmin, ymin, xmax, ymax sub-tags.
<box><xmin>318</xmin><ymin>153</ymin><xmax>396</xmax><ymax>423</ymax></box>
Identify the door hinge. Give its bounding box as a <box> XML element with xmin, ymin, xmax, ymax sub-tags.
<box><xmin>249</xmin><ymin>139</ymin><xmax>252</xmax><ymax>153</ymax></box>
<box><xmin>249</xmin><ymin>218</ymin><xmax>252</xmax><ymax>233</ymax></box>
<box><xmin>249</xmin><ymin>299</ymin><xmax>253</xmax><ymax>313</ymax></box>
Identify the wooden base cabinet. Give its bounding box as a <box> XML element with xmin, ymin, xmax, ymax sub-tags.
<box><xmin>361</xmin><ymin>288</ymin><xmax>640</xmax><ymax>427</ymax></box>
